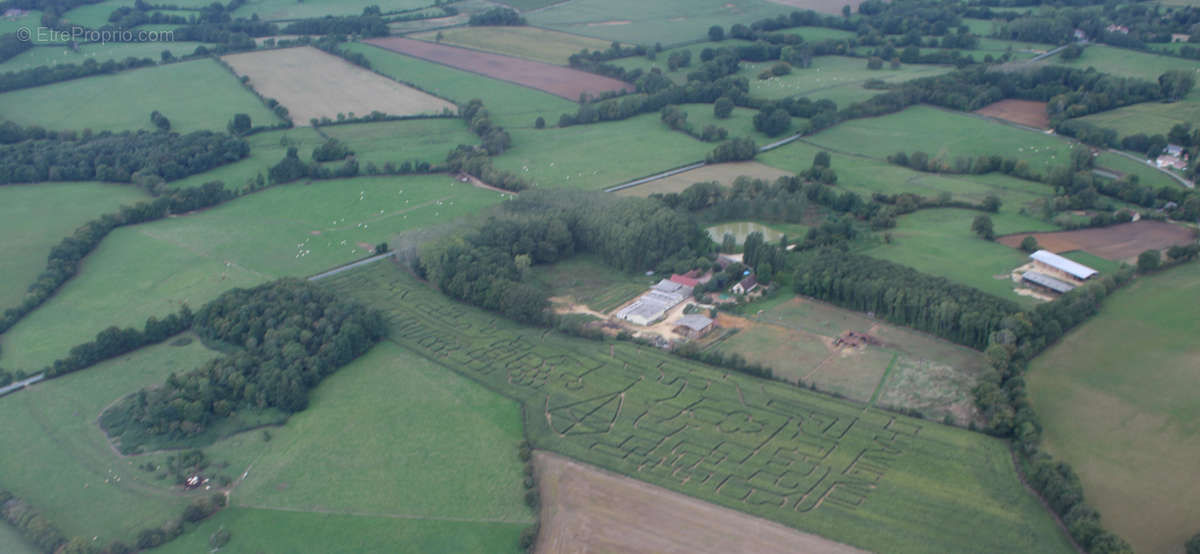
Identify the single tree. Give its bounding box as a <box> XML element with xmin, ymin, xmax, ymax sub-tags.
<box><xmin>982</xmin><ymin>194</ymin><xmax>1001</xmax><ymax>213</ymax></box>
<box><xmin>1137</xmin><ymin>249</ymin><xmax>1161</xmax><ymax>272</ymax></box>
<box><xmin>708</xmin><ymin>25</ymin><xmax>725</xmax><ymax>41</ymax></box>
<box><xmin>227</xmin><ymin>113</ymin><xmax>252</xmax><ymax>136</ymax></box>
<box><xmin>534</xmin><ymin>116</ymin><xmax>545</xmax><ymax>129</ymax></box>
<box><xmin>971</xmin><ymin>214</ymin><xmax>995</xmax><ymax>240</ymax></box>
<box><xmin>713</xmin><ymin>97</ymin><xmax>734</xmax><ymax>119</ymax></box>
<box><xmin>1020</xmin><ymin>235</ymin><xmax>1039</xmax><ymax>253</ymax></box>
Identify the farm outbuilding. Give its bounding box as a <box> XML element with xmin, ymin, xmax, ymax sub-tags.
<box><xmin>617</xmin><ymin>280</ymin><xmax>692</xmax><ymax>326</ymax></box>
<box><xmin>1022</xmin><ymin>271</ymin><xmax>1076</xmax><ymax>294</ymax></box>
<box><xmin>674</xmin><ymin>314</ymin><xmax>715</xmax><ymax>339</ymax></box>
<box><xmin>731</xmin><ymin>275</ymin><xmax>758</xmax><ymax>295</ymax></box>
<box><xmin>1030</xmin><ymin>250</ymin><xmax>1098</xmax><ymax>280</ymax></box>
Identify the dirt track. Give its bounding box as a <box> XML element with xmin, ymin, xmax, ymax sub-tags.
<box><xmin>533</xmin><ymin>451</ymin><xmax>870</xmax><ymax>554</ymax></box>
<box><xmin>997</xmin><ymin>221</ymin><xmax>1196</xmax><ymax>261</ymax></box>
<box><xmin>974</xmin><ymin>99</ymin><xmax>1050</xmax><ymax>129</ymax></box>
<box><xmin>363</xmin><ymin>37</ymin><xmax>635</xmax><ymax>101</ymax></box>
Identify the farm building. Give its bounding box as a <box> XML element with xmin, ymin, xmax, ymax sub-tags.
<box><xmin>731</xmin><ymin>275</ymin><xmax>758</xmax><ymax>295</ymax></box>
<box><xmin>1030</xmin><ymin>250</ymin><xmax>1098</xmax><ymax>280</ymax></box>
<box><xmin>617</xmin><ymin>280</ymin><xmax>692</xmax><ymax>326</ymax></box>
<box><xmin>670</xmin><ymin>274</ymin><xmax>700</xmax><ymax>288</ymax></box>
<box><xmin>674</xmin><ymin>314</ymin><xmax>715</xmax><ymax>339</ymax></box>
<box><xmin>652</xmin><ymin>278</ymin><xmax>693</xmax><ymax>296</ymax></box>
<box><xmin>1022</xmin><ymin>271</ymin><xmax>1076</xmax><ymax>294</ymax></box>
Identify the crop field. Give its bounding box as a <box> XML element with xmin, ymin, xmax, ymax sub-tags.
<box><xmin>865</xmin><ymin>208</ymin><xmax>1056</xmax><ymax>306</ymax></box>
<box><xmin>319</xmin><ymin>118</ymin><xmax>478</xmax><ymax>168</ymax></box>
<box><xmin>231</xmin><ymin>0</ymin><xmax>429</xmax><ymax>20</ymax></box>
<box><xmin>528</xmin><ymin>0</ymin><xmax>793</xmax><ymax>45</ymax></box>
<box><xmin>493</xmin><ymin>113</ymin><xmax>713</xmax><ymax>190</ymax></box>
<box><xmin>409</xmin><ymin>27</ymin><xmax>615</xmax><ymax>66</ymax></box>
<box><xmin>365</xmin><ymin>37</ymin><xmax>634</xmax><ymax>101</ymax></box>
<box><xmin>974</xmin><ymin>99</ymin><xmax>1050</xmax><ymax>129</ymax></box>
<box><xmin>1028</xmin><ymin>262</ymin><xmax>1200</xmax><ymax>554</ymax></box>
<box><xmin>0</xmin><ymin>42</ymin><xmax>207</xmax><ymax>72</ymax></box>
<box><xmin>743</xmin><ymin>57</ymin><xmax>953</xmax><ymax>105</ymax></box>
<box><xmin>534</xmin><ymin>450</ymin><xmax>868</xmax><ymax>554</ymax></box>
<box><xmin>222</xmin><ymin>47</ymin><xmax>457</xmax><ymax>125</ymax></box>
<box><xmin>165</xmin><ymin>126</ymin><xmax>327</xmax><ymax>190</ymax></box>
<box><xmin>342</xmin><ymin>42</ymin><xmax>578</xmax><ymax>129</ymax></box>
<box><xmin>1076</xmin><ymin>90</ymin><xmax>1200</xmax><ymax>143</ymax></box>
<box><xmin>1050</xmin><ymin>44</ymin><xmax>1199</xmax><ymax>82</ymax></box>
<box><xmin>531</xmin><ymin>255</ymin><xmax>650</xmax><ymax>314</ymax></box>
<box><xmin>0</xmin><ymin>338</ymin><xmax>221</xmax><ymax>544</ymax></box>
<box><xmin>996</xmin><ymin>220</ymin><xmax>1196</xmax><ymax>261</ymax></box>
<box><xmin>806</xmin><ymin>105</ymin><xmax>1082</xmax><ymax>176</ymax></box>
<box><xmin>0</xmin><ymin>182</ymin><xmax>148</xmax><ymax>309</ymax></box>
<box><xmin>321</xmin><ymin>260</ymin><xmax>1073</xmax><ymax>554</ymax></box>
<box><xmin>0</xmin><ymin>59</ymin><xmax>282</xmax><ymax>132</ymax></box>
<box><xmin>618</xmin><ymin>161</ymin><xmax>793</xmax><ymax>197</ymax></box>
<box><xmin>0</xmin><ymin>174</ymin><xmax>505</xmax><ymax>374</ymax></box>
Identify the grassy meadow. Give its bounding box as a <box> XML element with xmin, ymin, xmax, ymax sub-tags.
<box><xmin>319</xmin><ymin>118</ymin><xmax>477</xmax><ymax>169</ymax></box>
<box><xmin>0</xmin><ymin>42</ymin><xmax>207</xmax><ymax>72</ymax></box>
<box><xmin>0</xmin><ymin>59</ymin><xmax>283</xmax><ymax>133</ymax></box>
<box><xmin>0</xmin><ymin>338</ymin><xmax>221</xmax><ymax>544</ymax></box>
<box><xmin>743</xmin><ymin>56</ymin><xmax>953</xmax><ymax>105</ymax></box>
<box><xmin>1095</xmin><ymin>152</ymin><xmax>1182</xmax><ymax>190</ymax></box>
<box><xmin>0</xmin><ymin>182</ymin><xmax>148</xmax><ymax>309</ymax></box>
<box><xmin>343</xmin><ymin>42</ymin><xmax>578</xmax><ymax>129</ymax></box>
<box><xmin>0</xmin><ymin>174</ymin><xmax>505</xmax><ymax>374</ymax></box>
<box><xmin>322</xmin><ymin>260</ymin><xmax>1075</xmax><ymax>554</ymax></box>
<box><xmin>493</xmin><ymin>113</ymin><xmax>713</xmax><ymax>190</ymax></box>
<box><xmin>531</xmin><ymin>255</ymin><xmax>650</xmax><ymax>313</ymax></box>
<box><xmin>1029</xmin><ymin>262</ymin><xmax>1200</xmax><ymax>554</ymax></box>
<box><xmin>165</xmin><ymin>126</ymin><xmax>326</xmax><ymax>190</ymax></box>
<box><xmin>1076</xmin><ymin>90</ymin><xmax>1200</xmax><ymax>143</ymax></box>
<box><xmin>409</xmin><ymin>26</ymin><xmax>615</xmax><ymax>65</ymax></box>
<box><xmin>61</xmin><ymin>0</ymin><xmax>136</xmax><ymax>28</ymax></box>
<box><xmin>1050</xmin><ymin>44</ymin><xmax>1199</xmax><ymax>82</ymax></box>
<box><xmin>231</xmin><ymin>0</ymin><xmax>429</xmax><ymax>20</ymax></box>
<box><xmin>0</xmin><ymin>523</ymin><xmax>37</xmax><ymax>554</ymax></box>
<box><xmin>528</xmin><ymin>0</ymin><xmax>793</xmax><ymax>45</ymax></box>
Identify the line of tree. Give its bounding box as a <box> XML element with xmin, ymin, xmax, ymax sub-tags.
<box><xmin>0</xmin><ymin>55</ymin><xmax>163</xmax><ymax>93</ymax></box>
<box><xmin>659</xmin><ymin>105</ymin><xmax>728</xmax><ymax>142</ymax></box>
<box><xmin>281</xmin><ymin>14</ymin><xmax>389</xmax><ymax>36</ymax></box>
<box><xmin>42</xmin><ymin>305</ymin><xmax>193</xmax><ymax>378</ymax></box>
<box><xmin>468</xmin><ymin>6</ymin><xmax>523</xmax><ymax>26</ymax></box>
<box><xmin>0</xmin><ymin>181</ymin><xmax>235</xmax><ymax>335</ymax></box>
<box><xmin>0</xmin><ymin>128</ymin><xmax>249</xmax><ymax>186</ymax></box>
<box><xmin>556</xmin><ymin>75</ymin><xmax>750</xmax><ymax>127</ymax></box>
<box><xmin>101</xmin><ymin>278</ymin><xmax>386</xmax><ymax>451</ymax></box>
<box><xmin>0</xmin><ymin>31</ymin><xmax>32</xmax><ymax>64</ymax></box>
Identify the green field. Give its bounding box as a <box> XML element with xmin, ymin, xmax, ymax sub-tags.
<box><xmin>865</xmin><ymin>208</ymin><xmax>1055</xmax><ymax>306</ymax></box>
<box><xmin>0</xmin><ymin>59</ymin><xmax>283</xmax><ymax>133</ymax></box>
<box><xmin>166</xmin><ymin>127</ymin><xmax>326</xmax><ymax>190</ymax></box>
<box><xmin>319</xmin><ymin>118</ymin><xmax>478</xmax><ymax>169</ymax></box>
<box><xmin>1076</xmin><ymin>90</ymin><xmax>1200</xmax><ymax>144</ymax></box>
<box><xmin>0</xmin><ymin>338</ymin><xmax>220</xmax><ymax>544</ymax></box>
<box><xmin>0</xmin><ymin>42</ymin><xmax>207</xmax><ymax>72</ymax></box>
<box><xmin>493</xmin><ymin>113</ymin><xmax>713</xmax><ymax>190</ymax></box>
<box><xmin>1028</xmin><ymin>262</ymin><xmax>1200</xmax><ymax>554</ymax></box>
<box><xmin>0</xmin><ymin>9</ymin><xmax>42</xmax><ymax>36</ymax></box>
<box><xmin>769</xmin><ymin>26</ymin><xmax>858</xmax><ymax>42</ymax></box>
<box><xmin>0</xmin><ymin>174</ymin><xmax>505</xmax><ymax>374</ymax></box>
<box><xmin>410</xmin><ymin>26</ymin><xmax>616</xmax><ymax>65</ymax></box>
<box><xmin>1050</xmin><ymin>44</ymin><xmax>1199</xmax><ymax>82</ymax></box>
<box><xmin>743</xmin><ymin>56</ymin><xmax>953</xmax><ymax>105</ymax></box>
<box><xmin>806</xmin><ymin>105</ymin><xmax>1082</xmax><ymax>176</ymax></box>
<box><xmin>0</xmin><ymin>182</ymin><xmax>148</xmax><ymax>309</ymax></box>
<box><xmin>1095</xmin><ymin>151</ymin><xmax>1182</xmax><ymax>190</ymax></box>
<box><xmin>232</xmin><ymin>0</ymin><xmax>428</xmax><ymax>20</ymax></box>
<box><xmin>531</xmin><ymin>255</ymin><xmax>650</xmax><ymax>313</ymax></box>
<box><xmin>0</xmin><ymin>522</ymin><xmax>38</xmax><ymax>554</ymax></box>
<box><xmin>343</xmin><ymin>42</ymin><xmax>578</xmax><ymax>129</ymax></box>
<box><xmin>321</xmin><ymin>260</ymin><xmax>1074</xmax><ymax>554</ymax></box>
<box><xmin>1060</xmin><ymin>249</ymin><xmax>1124</xmax><ymax>274</ymax></box>
<box><xmin>61</xmin><ymin>0</ymin><xmax>136</xmax><ymax>28</ymax></box>
<box><xmin>528</xmin><ymin>0</ymin><xmax>793</xmax><ymax>45</ymax></box>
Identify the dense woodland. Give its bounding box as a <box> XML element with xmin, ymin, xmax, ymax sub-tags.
<box><xmin>101</xmin><ymin>279</ymin><xmax>385</xmax><ymax>450</ymax></box>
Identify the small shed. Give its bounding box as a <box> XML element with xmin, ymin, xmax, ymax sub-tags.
<box><xmin>731</xmin><ymin>275</ymin><xmax>758</xmax><ymax>295</ymax></box>
<box><xmin>674</xmin><ymin>315</ymin><xmax>715</xmax><ymax>339</ymax></box>
<box><xmin>1022</xmin><ymin>271</ymin><xmax>1076</xmax><ymax>294</ymax></box>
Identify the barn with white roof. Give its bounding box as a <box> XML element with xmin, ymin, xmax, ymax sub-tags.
<box><xmin>1029</xmin><ymin>250</ymin><xmax>1098</xmax><ymax>281</ymax></box>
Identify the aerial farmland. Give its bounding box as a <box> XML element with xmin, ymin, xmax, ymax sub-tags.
<box><xmin>1</xmin><ymin>0</ymin><xmax>1198</xmax><ymax>553</ymax></box>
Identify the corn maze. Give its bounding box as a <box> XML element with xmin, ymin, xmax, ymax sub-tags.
<box><xmin>323</xmin><ymin>261</ymin><xmax>1074</xmax><ymax>554</ymax></box>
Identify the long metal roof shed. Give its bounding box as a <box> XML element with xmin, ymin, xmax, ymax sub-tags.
<box><xmin>1029</xmin><ymin>250</ymin><xmax>1098</xmax><ymax>280</ymax></box>
<box><xmin>1022</xmin><ymin>271</ymin><xmax>1076</xmax><ymax>294</ymax></box>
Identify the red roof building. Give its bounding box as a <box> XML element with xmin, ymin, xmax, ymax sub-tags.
<box><xmin>669</xmin><ymin>274</ymin><xmax>700</xmax><ymax>288</ymax></box>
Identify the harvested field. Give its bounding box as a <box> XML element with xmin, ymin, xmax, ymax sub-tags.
<box><xmin>617</xmin><ymin>162</ymin><xmax>792</xmax><ymax>197</ymax></box>
<box><xmin>766</xmin><ymin>0</ymin><xmax>871</xmax><ymax>15</ymax></box>
<box><xmin>974</xmin><ymin>99</ymin><xmax>1050</xmax><ymax>129</ymax></box>
<box><xmin>364</xmin><ymin>37</ymin><xmax>635</xmax><ymax>101</ymax></box>
<box><xmin>997</xmin><ymin>221</ymin><xmax>1196</xmax><ymax>261</ymax></box>
<box><xmin>533</xmin><ymin>450</ymin><xmax>869</xmax><ymax>554</ymax></box>
<box><xmin>409</xmin><ymin>26</ymin><xmax>615</xmax><ymax>66</ymax></box>
<box><xmin>221</xmin><ymin>47</ymin><xmax>456</xmax><ymax>125</ymax></box>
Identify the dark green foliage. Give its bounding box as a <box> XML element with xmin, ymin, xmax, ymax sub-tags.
<box><xmin>706</xmin><ymin>137</ymin><xmax>758</xmax><ymax>163</ymax></box>
<box><xmin>45</xmin><ymin>305</ymin><xmax>194</xmax><ymax>378</ymax></box>
<box><xmin>708</xmin><ymin>25</ymin><xmax>725</xmax><ymax>41</ymax></box>
<box><xmin>100</xmin><ymin>279</ymin><xmax>386</xmax><ymax>450</ymax></box>
<box><xmin>150</xmin><ymin>110</ymin><xmax>171</xmax><ymax>132</ymax></box>
<box><xmin>0</xmin><ymin>55</ymin><xmax>159</xmax><ymax>93</ymax></box>
<box><xmin>971</xmin><ymin>214</ymin><xmax>995</xmax><ymax>240</ymax></box>
<box><xmin>674</xmin><ymin>341</ymin><xmax>773</xmax><ymax>379</ymax></box>
<box><xmin>311</xmin><ymin>138</ymin><xmax>353</xmax><ymax>162</ymax></box>
<box><xmin>445</xmin><ymin>146</ymin><xmax>527</xmax><ymax>192</ymax></box>
<box><xmin>1160</xmin><ymin>70</ymin><xmax>1196</xmax><ymax>102</ymax></box>
<box><xmin>268</xmin><ymin>147</ymin><xmax>309</xmax><ymax>185</ymax></box>
<box><xmin>867</xmin><ymin>56</ymin><xmax>884</xmax><ymax>70</ymax></box>
<box><xmin>227</xmin><ymin>113</ymin><xmax>252</xmax><ymax>136</ymax></box>
<box><xmin>713</xmin><ymin>97</ymin><xmax>734</xmax><ymax>119</ymax></box>
<box><xmin>1020</xmin><ymin>236</ymin><xmax>1039</xmax><ymax>253</ymax></box>
<box><xmin>0</xmin><ymin>129</ymin><xmax>248</xmax><ymax>185</ymax></box>
<box><xmin>752</xmin><ymin>107</ymin><xmax>790</xmax><ymax>137</ymax></box>
<box><xmin>1137</xmin><ymin>249</ymin><xmax>1161</xmax><ymax>272</ymax></box>
<box><xmin>282</xmin><ymin>15</ymin><xmax>388</xmax><ymax>36</ymax></box>
<box><xmin>534</xmin><ymin>116</ymin><xmax>546</xmax><ymax>129</ymax></box>
<box><xmin>518</xmin><ymin>523</ymin><xmax>539</xmax><ymax>551</ymax></box>
<box><xmin>374</xmin><ymin>242</ymin><xmax>389</xmax><ymax>255</ymax></box>
<box><xmin>469</xmin><ymin>7</ymin><xmax>524</xmax><ymax>26</ymax></box>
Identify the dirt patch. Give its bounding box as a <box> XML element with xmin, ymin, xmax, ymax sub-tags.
<box><xmin>533</xmin><ymin>450</ymin><xmax>869</xmax><ymax>554</ymax></box>
<box><xmin>974</xmin><ymin>99</ymin><xmax>1050</xmax><ymax>129</ymax></box>
<box><xmin>997</xmin><ymin>221</ymin><xmax>1196</xmax><ymax>261</ymax></box>
<box><xmin>617</xmin><ymin>162</ymin><xmax>793</xmax><ymax>197</ymax></box>
<box><xmin>364</xmin><ymin>37</ymin><xmax>635</xmax><ymax>101</ymax></box>
<box><xmin>222</xmin><ymin>47</ymin><xmax>456</xmax><ymax>125</ymax></box>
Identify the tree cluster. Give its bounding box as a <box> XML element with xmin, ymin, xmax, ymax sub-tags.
<box><xmin>281</xmin><ymin>14</ymin><xmax>389</xmax><ymax>37</ymax></box>
<box><xmin>0</xmin><ymin>55</ymin><xmax>159</xmax><ymax>93</ymax></box>
<box><xmin>101</xmin><ymin>279</ymin><xmax>385</xmax><ymax>450</ymax></box>
<box><xmin>43</xmin><ymin>306</ymin><xmax>193</xmax><ymax>378</ymax></box>
<box><xmin>468</xmin><ymin>7</ymin><xmax>524</xmax><ymax>26</ymax></box>
<box><xmin>706</xmin><ymin>137</ymin><xmax>758</xmax><ymax>163</ymax></box>
<box><xmin>557</xmin><ymin>76</ymin><xmax>749</xmax><ymax>127</ymax></box>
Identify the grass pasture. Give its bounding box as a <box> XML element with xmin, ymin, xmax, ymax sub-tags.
<box><xmin>0</xmin><ymin>182</ymin><xmax>148</xmax><ymax>310</ymax></box>
<box><xmin>166</xmin><ymin>126</ymin><xmax>327</xmax><ymax>190</ymax></box>
<box><xmin>0</xmin><ymin>42</ymin><xmax>207</xmax><ymax>72</ymax></box>
<box><xmin>0</xmin><ymin>59</ymin><xmax>282</xmax><ymax>133</ymax></box>
<box><xmin>531</xmin><ymin>255</ymin><xmax>650</xmax><ymax>314</ymax></box>
<box><xmin>1076</xmin><ymin>91</ymin><xmax>1200</xmax><ymax>145</ymax></box>
<box><xmin>528</xmin><ymin>0</ymin><xmax>793</xmax><ymax>45</ymax></box>
<box><xmin>744</xmin><ymin>56</ymin><xmax>953</xmax><ymax>105</ymax></box>
<box><xmin>322</xmin><ymin>260</ymin><xmax>1073</xmax><ymax>554</ymax></box>
<box><xmin>1050</xmin><ymin>44</ymin><xmax>1199</xmax><ymax>82</ymax></box>
<box><xmin>493</xmin><ymin>113</ymin><xmax>713</xmax><ymax>190</ymax></box>
<box><xmin>319</xmin><ymin>118</ymin><xmax>478</xmax><ymax>168</ymax></box>
<box><xmin>0</xmin><ymin>9</ymin><xmax>40</xmax><ymax>36</ymax></box>
<box><xmin>231</xmin><ymin>0</ymin><xmax>428</xmax><ymax>20</ymax></box>
<box><xmin>0</xmin><ymin>523</ymin><xmax>37</xmax><ymax>554</ymax></box>
<box><xmin>617</xmin><ymin>161</ymin><xmax>793</xmax><ymax>197</ymax></box>
<box><xmin>342</xmin><ymin>42</ymin><xmax>578</xmax><ymax>129</ymax></box>
<box><xmin>1028</xmin><ymin>262</ymin><xmax>1200</xmax><ymax>554</ymax></box>
<box><xmin>222</xmin><ymin>47</ymin><xmax>457</xmax><ymax>125</ymax></box>
<box><xmin>0</xmin><ymin>174</ymin><xmax>505</xmax><ymax>374</ymax></box>
<box><xmin>61</xmin><ymin>0</ymin><xmax>136</xmax><ymax>28</ymax></box>
<box><xmin>0</xmin><ymin>338</ymin><xmax>221</xmax><ymax>544</ymax></box>
<box><xmin>681</xmin><ymin>103</ymin><xmax>800</xmax><ymax>140</ymax></box>
<box><xmin>409</xmin><ymin>26</ymin><xmax>615</xmax><ymax>66</ymax></box>
<box><xmin>1095</xmin><ymin>152</ymin><xmax>1182</xmax><ymax>190</ymax></box>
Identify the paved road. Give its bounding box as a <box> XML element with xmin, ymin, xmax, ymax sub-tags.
<box><xmin>0</xmin><ymin>373</ymin><xmax>45</xmax><ymax>398</ymax></box>
<box><xmin>307</xmin><ymin>251</ymin><xmax>398</xmax><ymax>281</ymax></box>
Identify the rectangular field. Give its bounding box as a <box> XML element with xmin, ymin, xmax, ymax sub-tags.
<box><xmin>531</xmin><ymin>255</ymin><xmax>650</xmax><ymax>314</ymax></box>
<box><xmin>1076</xmin><ymin>90</ymin><xmax>1200</xmax><ymax>144</ymax></box>
<box><xmin>0</xmin><ymin>58</ymin><xmax>283</xmax><ymax>132</ymax></box>
<box><xmin>0</xmin><ymin>41</ymin><xmax>206</xmax><ymax>72</ymax></box>
<box><xmin>409</xmin><ymin>26</ymin><xmax>615</xmax><ymax>66</ymax></box>
<box><xmin>322</xmin><ymin>260</ymin><xmax>1074</xmax><ymax>554</ymax></box>
<box><xmin>319</xmin><ymin>118</ymin><xmax>478</xmax><ymax>168</ymax></box>
<box><xmin>165</xmin><ymin>126</ymin><xmax>327</xmax><ymax>190</ymax></box>
<box><xmin>1095</xmin><ymin>152</ymin><xmax>1182</xmax><ymax>190</ymax></box>
<box><xmin>744</xmin><ymin>56</ymin><xmax>953</xmax><ymax>105</ymax></box>
<box><xmin>996</xmin><ymin>220</ymin><xmax>1196</xmax><ymax>261</ymax></box>
<box><xmin>974</xmin><ymin>99</ymin><xmax>1050</xmax><ymax>129</ymax></box>
<box><xmin>1028</xmin><ymin>262</ymin><xmax>1200</xmax><ymax>554</ymax></box>
<box><xmin>528</xmin><ymin>0</ymin><xmax>793</xmax><ymax>45</ymax></box>
<box><xmin>1049</xmin><ymin>44</ymin><xmax>1199</xmax><ymax>82</ymax></box>
<box><xmin>231</xmin><ymin>0</ymin><xmax>429</xmax><ymax>20</ymax></box>
<box><xmin>617</xmin><ymin>161</ymin><xmax>793</xmax><ymax>197</ymax></box>
<box><xmin>364</xmin><ymin>37</ymin><xmax>634</xmax><ymax>101</ymax></box>
<box><xmin>222</xmin><ymin>47</ymin><xmax>457</xmax><ymax>125</ymax></box>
